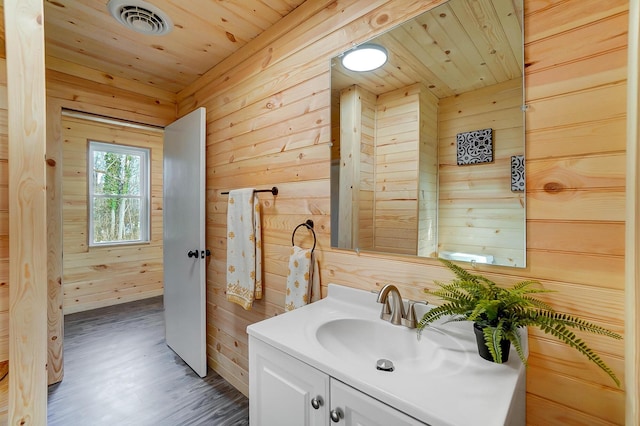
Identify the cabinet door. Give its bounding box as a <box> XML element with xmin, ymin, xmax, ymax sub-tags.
<box><xmin>249</xmin><ymin>337</ymin><xmax>329</xmax><ymax>426</ymax></box>
<box><xmin>330</xmin><ymin>379</ymin><xmax>426</xmax><ymax>426</ymax></box>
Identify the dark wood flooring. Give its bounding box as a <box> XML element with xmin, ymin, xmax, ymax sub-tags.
<box><xmin>47</xmin><ymin>296</ymin><xmax>249</xmax><ymax>426</ymax></box>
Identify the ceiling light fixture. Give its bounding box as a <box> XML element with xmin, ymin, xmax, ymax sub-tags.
<box><xmin>341</xmin><ymin>43</ymin><xmax>388</xmax><ymax>72</ymax></box>
<box><xmin>107</xmin><ymin>0</ymin><xmax>173</xmax><ymax>36</ymax></box>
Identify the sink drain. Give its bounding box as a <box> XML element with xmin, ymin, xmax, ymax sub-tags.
<box><xmin>376</xmin><ymin>358</ymin><xmax>395</xmax><ymax>372</ymax></box>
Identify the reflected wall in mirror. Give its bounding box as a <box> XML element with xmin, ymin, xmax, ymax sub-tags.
<box><xmin>330</xmin><ymin>0</ymin><xmax>525</xmax><ymax>268</ymax></box>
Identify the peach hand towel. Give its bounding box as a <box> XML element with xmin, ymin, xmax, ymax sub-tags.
<box><xmin>226</xmin><ymin>189</ymin><xmax>262</xmax><ymax>310</ymax></box>
<box><xmin>284</xmin><ymin>246</ymin><xmax>320</xmax><ymax>312</ymax></box>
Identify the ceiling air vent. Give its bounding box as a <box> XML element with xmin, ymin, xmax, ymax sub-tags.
<box><xmin>107</xmin><ymin>0</ymin><xmax>173</xmax><ymax>36</ymax></box>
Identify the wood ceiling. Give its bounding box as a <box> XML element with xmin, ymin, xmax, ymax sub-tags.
<box><xmin>331</xmin><ymin>0</ymin><xmax>523</xmax><ymax>99</ymax></box>
<box><xmin>42</xmin><ymin>0</ymin><xmax>307</xmax><ymax>93</ymax></box>
<box><xmin>0</xmin><ymin>0</ymin><xmax>522</xmax><ymax>97</ymax></box>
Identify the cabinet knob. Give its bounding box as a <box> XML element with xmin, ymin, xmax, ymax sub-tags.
<box><xmin>330</xmin><ymin>408</ymin><xmax>344</xmax><ymax>423</ymax></box>
<box><xmin>310</xmin><ymin>396</ymin><xmax>323</xmax><ymax>410</ymax></box>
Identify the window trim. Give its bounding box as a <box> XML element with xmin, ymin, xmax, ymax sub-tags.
<box><xmin>88</xmin><ymin>141</ymin><xmax>151</xmax><ymax>247</ymax></box>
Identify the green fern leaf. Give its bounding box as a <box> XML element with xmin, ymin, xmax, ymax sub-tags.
<box><xmin>419</xmin><ymin>259</ymin><xmax>622</xmax><ymax>387</ymax></box>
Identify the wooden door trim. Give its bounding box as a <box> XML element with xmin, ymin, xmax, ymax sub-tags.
<box><xmin>6</xmin><ymin>0</ymin><xmax>49</xmax><ymax>422</ymax></box>
<box><xmin>626</xmin><ymin>1</ymin><xmax>639</xmax><ymax>423</ymax></box>
<box><xmin>47</xmin><ymin>100</ymin><xmax>64</xmax><ymax>385</ymax></box>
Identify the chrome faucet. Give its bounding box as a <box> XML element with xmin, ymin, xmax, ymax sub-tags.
<box><xmin>376</xmin><ymin>284</ymin><xmax>424</xmax><ymax>329</ymax></box>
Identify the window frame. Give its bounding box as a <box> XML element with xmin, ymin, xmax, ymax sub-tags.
<box><xmin>88</xmin><ymin>141</ymin><xmax>151</xmax><ymax>247</ymax></box>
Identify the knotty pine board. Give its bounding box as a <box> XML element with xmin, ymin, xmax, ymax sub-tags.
<box><xmin>0</xmin><ymin>57</ymin><xmax>6</xmax><ymax>365</ymax></box>
<box><xmin>6</xmin><ymin>0</ymin><xmax>48</xmax><ymax>422</ymax></box>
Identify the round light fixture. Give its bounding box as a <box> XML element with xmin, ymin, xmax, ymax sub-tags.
<box><xmin>341</xmin><ymin>43</ymin><xmax>388</xmax><ymax>72</ymax></box>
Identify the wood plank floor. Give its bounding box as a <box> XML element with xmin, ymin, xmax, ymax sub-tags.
<box><xmin>47</xmin><ymin>296</ymin><xmax>249</xmax><ymax>425</ymax></box>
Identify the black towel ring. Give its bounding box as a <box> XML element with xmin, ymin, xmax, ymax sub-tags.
<box><xmin>291</xmin><ymin>219</ymin><xmax>316</xmax><ymax>252</ymax></box>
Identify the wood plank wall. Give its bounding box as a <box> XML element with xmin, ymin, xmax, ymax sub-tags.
<box><xmin>373</xmin><ymin>83</ymin><xmax>439</xmax><ymax>256</ymax></box>
<box><xmin>524</xmin><ymin>2</ymin><xmax>627</xmax><ymax>423</ymax></box>
<box><xmin>375</xmin><ymin>85</ymin><xmax>421</xmax><ymax>255</ymax></box>
<box><xmin>0</xmin><ymin>59</ymin><xmax>7</xmax><ymax>365</ymax></box>
<box><xmin>438</xmin><ymin>78</ymin><xmax>525</xmax><ymax>267</ymax></box>
<box><xmin>626</xmin><ymin>3</ymin><xmax>640</xmax><ymax>423</ymax></box>
<box><xmin>339</xmin><ymin>82</ymin><xmax>439</xmax><ymax>256</ymax></box>
<box><xmin>44</xmin><ymin>60</ymin><xmax>177</xmax><ymax>322</ymax></box>
<box><xmin>358</xmin><ymin>88</ymin><xmax>376</xmax><ymax>250</ymax></box>
<box><xmin>61</xmin><ymin>115</ymin><xmax>165</xmax><ymax>314</ymax></box>
<box><xmin>0</xmin><ymin>8</ymin><xmax>10</xmax><ymax>420</ymax></box>
<box><xmin>177</xmin><ymin>0</ymin><xmax>629</xmax><ymax>423</ymax></box>
<box><xmin>417</xmin><ymin>84</ymin><xmax>438</xmax><ymax>258</ymax></box>
<box><xmin>0</xmin><ymin>10</ymin><xmax>7</xmax><ymax>418</ymax></box>
<box><xmin>337</xmin><ymin>85</ymin><xmax>376</xmax><ymax>250</ymax></box>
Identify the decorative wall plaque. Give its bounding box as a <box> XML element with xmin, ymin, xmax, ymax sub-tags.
<box><xmin>511</xmin><ymin>155</ymin><xmax>525</xmax><ymax>192</ymax></box>
<box><xmin>456</xmin><ymin>128</ymin><xmax>493</xmax><ymax>165</ymax></box>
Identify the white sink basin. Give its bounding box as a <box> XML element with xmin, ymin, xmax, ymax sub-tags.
<box><xmin>247</xmin><ymin>283</ymin><xmax>527</xmax><ymax>426</ymax></box>
<box><xmin>315</xmin><ymin>318</ymin><xmax>468</xmax><ymax>375</ymax></box>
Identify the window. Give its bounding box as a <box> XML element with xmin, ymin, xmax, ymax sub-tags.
<box><xmin>88</xmin><ymin>141</ymin><xmax>150</xmax><ymax>246</ymax></box>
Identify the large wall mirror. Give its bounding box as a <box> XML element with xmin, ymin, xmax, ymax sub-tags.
<box><xmin>330</xmin><ymin>0</ymin><xmax>525</xmax><ymax>268</ymax></box>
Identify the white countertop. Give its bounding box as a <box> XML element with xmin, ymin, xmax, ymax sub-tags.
<box><xmin>247</xmin><ymin>283</ymin><xmax>526</xmax><ymax>426</ymax></box>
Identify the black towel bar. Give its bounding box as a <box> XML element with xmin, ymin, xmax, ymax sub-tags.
<box><xmin>221</xmin><ymin>187</ymin><xmax>278</xmax><ymax>196</ymax></box>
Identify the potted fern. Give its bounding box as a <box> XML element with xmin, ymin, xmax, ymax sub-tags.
<box><xmin>417</xmin><ymin>259</ymin><xmax>622</xmax><ymax>386</ymax></box>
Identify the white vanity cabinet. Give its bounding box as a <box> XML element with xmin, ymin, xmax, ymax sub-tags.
<box><xmin>249</xmin><ymin>336</ymin><xmax>329</xmax><ymax>426</ymax></box>
<box><xmin>249</xmin><ymin>336</ymin><xmax>425</xmax><ymax>426</ymax></box>
<box><xmin>247</xmin><ymin>284</ymin><xmax>526</xmax><ymax>425</ymax></box>
<box><xmin>329</xmin><ymin>378</ymin><xmax>424</xmax><ymax>426</ymax></box>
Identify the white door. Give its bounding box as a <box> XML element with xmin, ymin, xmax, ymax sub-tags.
<box><xmin>163</xmin><ymin>107</ymin><xmax>207</xmax><ymax>377</ymax></box>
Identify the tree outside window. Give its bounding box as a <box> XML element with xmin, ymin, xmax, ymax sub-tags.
<box><xmin>89</xmin><ymin>141</ymin><xmax>150</xmax><ymax>246</ymax></box>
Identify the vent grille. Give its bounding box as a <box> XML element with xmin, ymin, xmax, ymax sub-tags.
<box><xmin>108</xmin><ymin>0</ymin><xmax>173</xmax><ymax>36</ymax></box>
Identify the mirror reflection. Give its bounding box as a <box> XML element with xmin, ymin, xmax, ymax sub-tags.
<box><xmin>330</xmin><ymin>0</ymin><xmax>525</xmax><ymax>267</ymax></box>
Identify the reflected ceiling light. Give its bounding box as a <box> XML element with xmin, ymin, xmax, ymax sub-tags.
<box><xmin>341</xmin><ymin>43</ymin><xmax>388</xmax><ymax>72</ymax></box>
